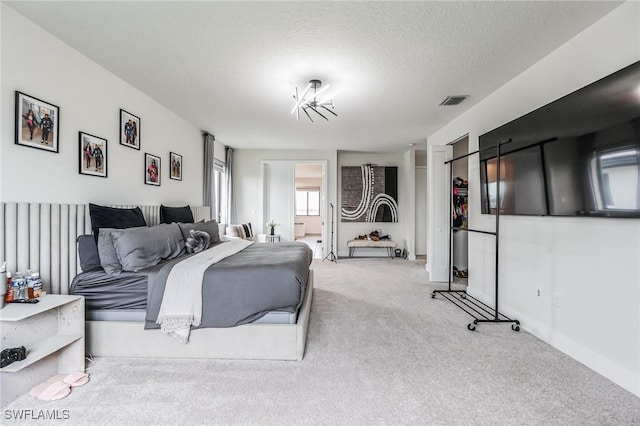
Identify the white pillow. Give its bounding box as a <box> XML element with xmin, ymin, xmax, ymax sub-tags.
<box><xmin>237</xmin><ymin>223</ymin><xmax>254</xmax><ymax>240</ymax></box>
<box><xmin>225</xmin><ymin>223</ymin><xmax>254</xmax><ymax>240</ymax></box>
<box><xmin>226</xmin><ymin>225</ymin><xmax>240</xmax><ymax>238</ymax></box>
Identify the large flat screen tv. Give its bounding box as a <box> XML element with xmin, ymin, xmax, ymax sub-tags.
<box><xmin>479</xmin><ymin>61</ymin><xmax>640</xmax><ymax>218</ymax></box>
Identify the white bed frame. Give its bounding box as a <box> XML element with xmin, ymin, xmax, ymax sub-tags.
<box><xmin>0</xmin><ymin>202</ymin><xmax>313</xmax><ymax>361</ymax></box>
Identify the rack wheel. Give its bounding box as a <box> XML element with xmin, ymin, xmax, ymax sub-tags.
<box><xmin>467</xmin><ymin>323</ymin><xmax>476</xmax><ymax>331</ymax></box>
<box><xmin>460</xmin><ymin>293</ymin><xmax>467</xmax><ymax>300</ymax></box>
<box><xmin>511</xmin><ymin>324</ymin><xmax>520</xmax><ymax>332</ymax></box>
<box><xmin>431</xmin><ymin>292</ymin><xmax>436</xmax><ymax>299</ymax></box>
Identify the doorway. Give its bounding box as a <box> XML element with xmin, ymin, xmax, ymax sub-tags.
<box><xmin>294</xmin><ymin>163</ymin><xmax>325</xmax><ymax>259</ymax></box>
<box><xmin>260</xmin><ymin>160</ymin><xmax>327</xmax><ymax>258</ymax></box>
<box><xmin>450</xmin><ymin>136</ymin><xmax>469</xmax><ymax>283</ymax></box>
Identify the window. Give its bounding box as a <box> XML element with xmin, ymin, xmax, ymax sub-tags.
<box><xmin>296</xmin><ymin>188</ymin><xmax>320</xmax><ymax>216</ymax></box>
<box><xmin>212</xmin><ymin>160</ymin><xmax>225</xmax><ymax>223</ymax></box>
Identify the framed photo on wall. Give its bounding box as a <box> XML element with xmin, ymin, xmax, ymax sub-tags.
<box><xmin>79</xmin><ymin>132</ymin><xmax>107</xmax><ymax>178</ymax></box>
<box><xmin>15</xmin><ymin>91</ymin><xmax>59</xmax><ymax>153</ymax></box>
<box><xmin>145</xmin><ymin>153</ymin><xmax>161</xmax><ymax>186</ymax></box>
<box><xmin>120</xmin><ymin>109</ymin><xmax>140</xmax><ymax>149</ymax></box>
<box><xmin>170</xmin><ymin>152</ymin><xmax>182</xmax><ymax>181</ymax></box>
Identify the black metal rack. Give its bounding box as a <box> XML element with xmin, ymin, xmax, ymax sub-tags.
<box><xmin>431</xmin><ymin>139</ymin><xmax>520</xmax><ymax>332</ymax></box>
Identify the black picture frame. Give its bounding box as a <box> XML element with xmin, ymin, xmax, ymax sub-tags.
<box><xmin>79</xmin><ymin>132</ymin><xmax>108</xmax><ymax>178</ymax></box>
<box><xmin>15</xmin><ymin>91</ymin><xmax>60</xmax><ymax>153</ymax></box>
<box><xmin>169</xmin><ymin>152</ymin><xmax>183</xmax><ymax>181</ymax></box>
<box><xmin>341</xmin><ymin>165</ymin><xmax>399</xmax><ymax>222</ymax></box>
<box><xmin>144</xmin><ymin>153</ymin><xmax>161</xmax><ymax>186</ymax></box>
<box><xmin>119</xmin><ymin>109</ymin><xmax>140</xmax><ymax>150</ymax></box>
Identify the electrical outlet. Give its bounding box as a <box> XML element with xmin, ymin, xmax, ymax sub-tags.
<box><xmin>554</xmin><ymin>293</ymin><xmax>561</xmax><ymax>307</ymax></box>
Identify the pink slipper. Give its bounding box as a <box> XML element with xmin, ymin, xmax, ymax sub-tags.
<box><xmin>47</xmin><ymin>371</ymin><xmax>89</xmax><ymax>387</ymax></box>
<box><xmin>29</xmin><ymin>381</ymin><xmax>71</xmax><ymax>401</ymax></box>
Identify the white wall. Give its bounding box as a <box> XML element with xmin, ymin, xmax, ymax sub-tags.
<box><xmin>233</xmin><ymin>149</ymin><xmax>337</xmax><ymax>251</ymax></box>
<box><xmin>426</xmin><ymin>2</ymin><xmax>640</xmax><ymax>396</ymax></box>
<box><xmin>1</xmin><ymin>5</ymin><xmax>203</xmax><ymax>206</ymax></box>
<box><xmin>338</xmin><ymin>151</ymin><xmax>414</xmax><ymax>258</ymax></box>
<box><xmin>234</xmin><ymin>149</ymin><xmax>417</xmax><ymax>258</ymax></box>
<box><xmin>415</xmin><ymin>149</ymin><xmax>428</xmax><ymax>256</ymax></box>
<box><xmin>403</xmin><ymin>149</ymin><xmax>416</xmax><ymax>260</ymax></box>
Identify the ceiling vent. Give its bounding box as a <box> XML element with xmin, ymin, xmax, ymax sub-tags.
<box><xmin>439</xmin><ymin>96</ymin><xmax>468</xmax><ymax>106</ymax></box>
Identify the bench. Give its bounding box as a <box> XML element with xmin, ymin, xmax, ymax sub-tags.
<box><xmin>347</xmin><ymin>239</ymin><xmax>397</xmax><ymax>258</ymax></box>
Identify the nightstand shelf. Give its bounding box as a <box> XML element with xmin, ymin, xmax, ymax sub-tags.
<box><xmin>1</xmin><ymin>334</ymin><xmax>82</xmax><ymax>373</ymax></box>
<box><xmin>0</xmin><ymin>294</ymin><xmax>85</xmax><ymax>406</ymax></box>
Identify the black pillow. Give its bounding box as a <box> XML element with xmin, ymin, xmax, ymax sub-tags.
<box><xmin>77</xmin><ymin>235</ymin><xmax>102</xmax><ymax>272</ymax></box>
<box><xmin>89</xmin><ymin>203</ymin><xmax>147</xmax><ymax>242</ymax></box>
<box><xmin>160</xmin><ymin>205</ymin><xmax>194</xmax><ymax>224</ymax></box>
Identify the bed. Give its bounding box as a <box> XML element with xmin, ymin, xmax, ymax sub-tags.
<box><xmin>71</xmin><ymin>242</ymin><xmax>311</xmax><ymax>327</ymax></box>
<box><xmin>81</xmin><ymin>275</ymin><xmax>314</xmax><ymax>361</ymax></box>
<box><xmin>68</xmin><ymin>204</ymin><xmax>314</xmax><ymax>361</ymax></box>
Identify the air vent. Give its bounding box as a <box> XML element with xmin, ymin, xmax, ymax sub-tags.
<box><xmin>440</xmin><ymin>96</ymin><xmax>468</xmax><ymax>106</ymax></box>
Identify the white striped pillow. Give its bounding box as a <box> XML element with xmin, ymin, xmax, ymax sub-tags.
<box><xmin>237</xmin><ymin>223</ymin><xmax>254</xmax><ymax>240</ymax></box>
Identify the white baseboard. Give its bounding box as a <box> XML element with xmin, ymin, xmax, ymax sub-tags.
<box><xmin>465</xmin><ymin>287</ymin><xmax>640</xmax><ymax>397</ymax></box>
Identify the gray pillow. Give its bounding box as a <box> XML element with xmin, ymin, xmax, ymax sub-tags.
<box><xmin>178</xmin><ymin>220</ymin><xmax>220</xmax><ymax>245</ymax></box>
<box><xmin>97</xmin><ymin>228</ymin><xmax>128</xmax><ymax>276</ymax></box>
<box><xmin>112</xmin><ymin>223</ymin><xmax>185</xmax><ymax>272</ymax></box>
<box><xmin>77</xmin><ymin>235</ymin><xmax>102</xmax><ymax>272</ymax></box>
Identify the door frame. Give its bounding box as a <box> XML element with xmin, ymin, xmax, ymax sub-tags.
<box><xmin>427</xmin><ymin>144</ymin><xmax>452</xmax><ymax>281</ymax></box>
<box><xmin>260</xmin><ymin>160</ymin><xmax>328</xmax><ymax>250</ymax></box>
<box><xmin>415</xmin><ymin>165</ymin><xmax>428</xmax><ymax>257</ymax></box>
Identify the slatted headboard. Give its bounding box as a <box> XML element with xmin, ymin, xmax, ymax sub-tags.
<box><xmin>0</xmin><ymin>203</ymin><xmax>210</xmax><ymax>295</ymax></box>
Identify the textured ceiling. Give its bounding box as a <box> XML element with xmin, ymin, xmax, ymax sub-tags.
<box><xmin>6</xmin><ymin>1</ymin><xmax>622</xmax><ymax>151</ymax></box>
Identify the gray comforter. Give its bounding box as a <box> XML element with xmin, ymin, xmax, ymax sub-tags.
<box><xmin>144</xmin><ymin>241</ymin><xmax>312</xmax><ymax>329</ymax></box>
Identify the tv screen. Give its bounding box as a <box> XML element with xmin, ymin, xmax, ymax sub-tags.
<box><xmin>479</xmin><ymin>61</ymin><xmax>640</xmax><ymax>218</ymax></box>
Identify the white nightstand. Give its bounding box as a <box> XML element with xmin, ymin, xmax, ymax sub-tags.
<box><xmin>266</xmin><ymin>234</ymin><xmax>281</xmax><ymax>243</ymax></box>
<box><xmin>0</xmin><ymin>295</ymin><xmax>85</xmax><ymax>406</ymax></box>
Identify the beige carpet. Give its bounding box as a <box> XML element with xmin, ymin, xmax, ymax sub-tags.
<box><xmin>4</xmin><ymin>258</ymin><xmax>639</xmax><ymax>425</ymax></box>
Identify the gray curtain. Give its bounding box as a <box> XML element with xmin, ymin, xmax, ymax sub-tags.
<box><xmin>202</xmin><ymin>133</ymin><xmax>215</xmax><ymax>217</ymax></box>
<box><xmin>225</xmin><ymin>146</ymin><xmax>236</xmax><ymax>224</ymax></box>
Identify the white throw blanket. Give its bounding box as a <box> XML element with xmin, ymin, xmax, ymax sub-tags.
<box><xmin>156</xmin><ymin>239</ymin><xmax>254</xmax><ymax>343</ymax></box>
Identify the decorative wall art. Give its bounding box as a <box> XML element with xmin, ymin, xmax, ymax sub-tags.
<box><xmin>79</xmin><ymin>132</ymin><xmax>107</xmax><ymax>178</ymax></box>
<box><xmin>15</xmin><ymin>91</ymin><xmax>59</xmax><ymax>153</ymax></box>
<box><xmin>170</xmin><ymin>152</ymin><xmax>182</xmax><ymax>181</ymax></box>
<box><xmin>145</xmin><ymin>153</ymin><xmax>161</xmax><ymax>186</ymax></box>
<box><xmin>341</xmin><ymin>165</ymin><xmax>398</xmax><ymax>222</ymax></box>
<box><xmin>120</xmin><ymin>109</ymin><xmax>140</xmax><ymax>149</ymax></box>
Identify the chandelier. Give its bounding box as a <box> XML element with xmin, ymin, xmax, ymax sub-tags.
<box><xmin>291</xmin><ymin>79</ymin><xmax>337</xmax><ymax>122</ymax></box>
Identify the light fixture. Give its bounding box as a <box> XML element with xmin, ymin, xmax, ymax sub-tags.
<box><xmin>292</xmin><ymin>79</ymin><xmax>337</xmax><ymax>122</ymax></box>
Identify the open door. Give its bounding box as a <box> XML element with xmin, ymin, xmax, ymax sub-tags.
<box><xmin>427</xmin><ymin>144</ymin><xmax>452</xmax><ymax>282</ymax></box>
<box><xmin>261</xmin><ymin>162</ymin><xmax>295</xmax><ymax>241</ymax></box>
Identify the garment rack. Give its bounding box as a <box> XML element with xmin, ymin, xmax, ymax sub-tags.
<box><xmin>431</xmin><ymin>139</ymin><xmax>520</xmax><ymax>332</ymax></box>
